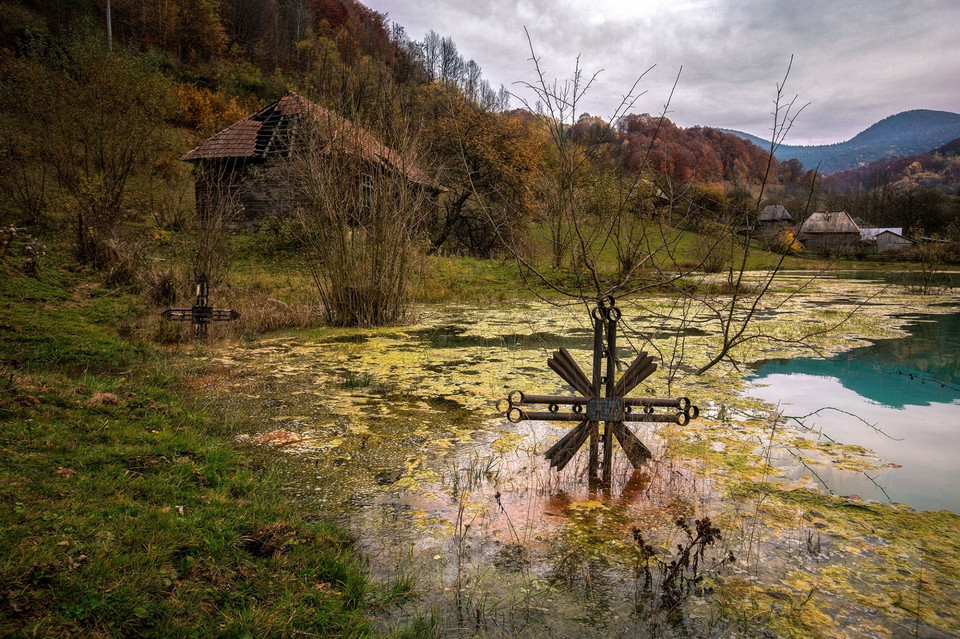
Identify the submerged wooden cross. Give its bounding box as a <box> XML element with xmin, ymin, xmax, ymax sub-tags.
<box><xmin>503</xmin><ymin>296</ymin><xmax>699</xmax><ymax>482</ymax></box>
<box><xmin>160</xmin><ymin>273</ymin><xmax>239</xmax><ymax>338</ymax></box>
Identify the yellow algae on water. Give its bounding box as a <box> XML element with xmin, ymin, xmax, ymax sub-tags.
<box><xmin>491</xmin><ymin>432</ymin><xmax>525</xmax><ymax>454</ymax></box>
<box><xmin>567</xmin><ymin>500</ymin><xmax>607</xmax><ymax>511</ymax></box>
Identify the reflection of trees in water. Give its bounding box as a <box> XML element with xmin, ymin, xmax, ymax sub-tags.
<box><xmin>753</xmin><ymin>313</ymin><xmax>960</xmax><ymax>408</ymax></box>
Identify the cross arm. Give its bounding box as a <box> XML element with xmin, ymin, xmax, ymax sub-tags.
<box><xmin>160</xmin><ymin>308</ymin><xmax>195</xmax><ymax>321</ymax></box>
<box><xmin>548</xmin><ymin>348</ymin><xmax>593</xmax><ymax>396</ymax></box>
<box><xmin>209</xmin><ymin>309</ymin><xmax>241</xmax><ymax>321</ymax></box>
<box><xmin>544</xmin><ymin>420</ymin><xmax>591</xmax><ymax>471</ymax></box>
<box><xmin>614</xmin><ymin>352</ymin><xmax>657</xmax><ymax>396</ymax></box>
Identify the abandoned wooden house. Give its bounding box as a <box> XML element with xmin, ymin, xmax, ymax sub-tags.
<box><xmin>180</xmin><ymin>92</ymin><xmax>434</xmax><ymax>225</ymax></box>
<box><xmin>757</xmin><ymin>204</ymin><xmax>793</xmax><ymax>229</ymax></box>
<box><xmin>798</xmin><ymin>210</ymin><xmax>862</xmax><ymax>251</ymax></box>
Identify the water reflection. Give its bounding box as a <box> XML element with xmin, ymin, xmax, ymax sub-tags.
<box><xmin>747</xmin><ymin>312</ymin><xmax>960</xmax><ymax>511</ymax></box>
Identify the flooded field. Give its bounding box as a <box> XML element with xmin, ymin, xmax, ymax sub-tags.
<box><xmin>192</xmin><ymin>275</ymin><xmax>960</xmax><ymax>638</ymax></box>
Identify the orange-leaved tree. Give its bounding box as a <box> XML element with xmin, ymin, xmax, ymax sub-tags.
<box><xmin>421</xmin><ymin>90</ymin><xmax>543</xmax><ymax>257</ymax></box>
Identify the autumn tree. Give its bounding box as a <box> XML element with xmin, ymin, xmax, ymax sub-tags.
<box><xmin>422</xmin><ymin>91</ymin><xmax>542</xmax><ymax>256</ymax></box>
<box><xmin>506</xmin><ymin>34</ymin><xmax>674</xmax><ymax>290</ymax></box>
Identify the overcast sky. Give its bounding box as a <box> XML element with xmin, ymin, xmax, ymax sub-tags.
<box><xmin>363</xmin><ymin>0</ymin><xmax>960</xmax><ymax>145</ymax></box>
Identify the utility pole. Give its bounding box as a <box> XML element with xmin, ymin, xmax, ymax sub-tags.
<box><xmin>106</xmin><ymin>0</ymin><xmax>113</xmax><ymax>52</ymax></box>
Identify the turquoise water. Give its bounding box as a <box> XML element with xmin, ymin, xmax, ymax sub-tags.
<box><xmin>746</xmin><ymin>311</ymin><xmax>960</xmax><ymax>512</ymax></box>
<box><xmin>833</xmin><ymin>269</ymin><xmax>960</xmax><ymax>288</ymax></box>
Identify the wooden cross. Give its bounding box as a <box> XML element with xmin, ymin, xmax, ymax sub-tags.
<box><xmin>160</xmin><ymin>273</ymin><xmax>240</xmax><ymax>338</ymax></box>
<box><xmin>503</xmin><ymin>296</ymin><xmax>699</xmax><ymax>482</ymax></box>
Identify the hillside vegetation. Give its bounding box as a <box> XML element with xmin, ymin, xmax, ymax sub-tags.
<box><xmin>825</xmin><ymin>136</ymin><xmax>960</xmax><ymax>195</ymax></box>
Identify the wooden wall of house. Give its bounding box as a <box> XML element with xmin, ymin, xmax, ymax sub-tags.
<box><xmin>192</xmin><ymin>157</ymin><xmax>438</xmax><ymax>228</ymax></box>
<box><xmin>236</xmin><ymin>162</ymin><xmax>287</xmax><ymax>224</ymax></box>
<box><xmin>801</xmin><ymin>233</ymin><xmax>861</xmax><ymax>252</ymax></box>
<box><xmin>193</xmin><ymin>159</ymin><xmax>289</xmax><ymax>226</ymax></box>
<box><xmin>877</xmin><ymin>233</ymin><xmax>914</xmax><ymax>253</ymax></box>
<box><xmin>194</xmin><ymin>160</ymin><xmax>243</xmax><ymax>223</ymax></box>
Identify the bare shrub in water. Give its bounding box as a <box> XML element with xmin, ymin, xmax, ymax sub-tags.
<box><xmin>281</xmin><ymin>106</ymin><xmax>431</xmax><ymax>327</ymax></box>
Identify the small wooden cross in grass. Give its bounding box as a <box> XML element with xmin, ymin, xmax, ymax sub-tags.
<box><xmin>160</xmin><ymin>273</ymin><xmax>239</xmax><ymax>338</ymax></box>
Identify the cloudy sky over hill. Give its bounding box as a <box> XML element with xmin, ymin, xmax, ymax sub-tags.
<box><xmin>364</xmin><ymin>0</ymin><xmax>960</xmax><ymax>146</ymax></box>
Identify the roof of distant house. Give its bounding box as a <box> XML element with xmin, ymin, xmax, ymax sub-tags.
<box><xmin>180</xmin><ymin>92</ymin><xmax>431</xmax><ymax>186</ymax></box>
<box><xmin>799</xmin><ymin>210</ymin><xmax>861</xmax><ymax>234</ymax></box>
<box><xmin>860</xmin><ymin>227</ymin><xmax>904</xmax><ymax>240</ymax></box>
<box><xmin>759</xmin><ymin>204</ymin><xmax>793</xmax><ymax>221</ymax></box>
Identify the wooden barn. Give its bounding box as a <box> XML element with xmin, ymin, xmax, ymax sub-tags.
<box><xmin>757</xmin><ymin>204</ymin><xmax>793</xmax><ymax>229</ymax></box>
<box><xmin>180</xmin><ymin>92</ymin><xmax>434</xmax><ymax>225</ymax></box>
<box><xmin>798</xmin><ymin>210</ymin><xmax>861</xmax><ymax>251</ymax></box>
<box><xmin>868</xmin><ymin>229</ymin><xmax>915</xmax><ymax>253</ymax></box>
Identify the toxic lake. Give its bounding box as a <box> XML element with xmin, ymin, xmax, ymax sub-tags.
<box><xmin>190</xmin><ymin>272</ymin><xmax>960</xmax><ymax>638</ymax></box>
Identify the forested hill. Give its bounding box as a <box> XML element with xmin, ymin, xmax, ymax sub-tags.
<box><xmin>825</xmin><ymin>136</ymin><xmax>960</xmax><ymax>195</ymax></box>
<box><xmin>611</xmin><ymin>115</ymin><xmax>786</xmax><ymax>184</ymax></box>
<box><xmin>1</xmin><ymin>0</ymin><xmax>835</xmax><ymax>259</ymax></box>
<box><xmin>723</xmin><ymin>110</ymin><xmax>960</xmax><ymax>174</ymax></box>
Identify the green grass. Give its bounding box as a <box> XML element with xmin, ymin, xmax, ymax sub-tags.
<box><xmin>0</xmin><ymin>248</ymin><xmax>404</xmax><ymax>638</ymax></box>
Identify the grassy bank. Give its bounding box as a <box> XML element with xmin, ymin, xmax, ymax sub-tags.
<box><xmin>132</xmin><ymin>225</ymin><xmax>935</xmax><ymax>345</ymax></box>
<box><xmin>0</xmin><ymin>249</ymin><xmax>414</xmax><ymax>637</ymax></box>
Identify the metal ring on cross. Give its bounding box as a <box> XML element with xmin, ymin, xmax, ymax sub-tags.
<box><xmin>507</xmin><ymin>407</ymin><xmax>524</xmax><ymax>423</ymax></box>
<box><xmin>573</xmin><ymin>404</ymin><xmax>583</xmax><ymax>414</ymax></box>
<box><xmin>549</xmin><ymin>403</ymin><xmax>559</xmax><ymax>413</ymax></box>
<box><xmin>607</xmin><ymin>307</ymin><xmax>621</xmax><ymax>322</ymax></box>
<box><xmin>592</xmin><ymin>306</ymin><xmax>608</xmax><ymax>321</ymax></box>
<box><xmin>599</xmin><ymin>295</ymin><xmax>616</xmax><ymax>309</ymax></box>
<box><xmin>624</xmin><ymin>404</ymin><xmax>633</xmax><ymax>415</ymax></box>
<box><xmin>643</xmin><ymin>403</ymin><xmax>654</xmax><ymax>414</ymax></box>
<box><xmin>688</xmin><ymin>405</ymin><xmax>700</xmax><ymax>420</ymax></box>
<box><xmin>676</xmin><ymin>411</ymin><xmax>690</xmax><ymax>426</ymax></box>
<box><xmin>678</xmin><ymin>397</ymin><xmax>691</xmax><ymax>411</ymax></box>
<box><xmin>508</xmin><ymin>390</ymin><xmax>524</xmax><ymax>407</ymax></box>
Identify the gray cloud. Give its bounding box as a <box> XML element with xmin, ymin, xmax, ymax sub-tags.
<box><xmin>366</xmin><ymin>0</ymin><xmax>960</xmax><ymax>145</ymax></box>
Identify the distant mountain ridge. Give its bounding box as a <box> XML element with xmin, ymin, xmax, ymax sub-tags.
<box><xmin>824</xmin><ymin>135</ymin><xmax>960</xmax><ymax>195</ymax></box>
<box><xmin>721</xmin><ymin>109</ymin><xmax>960</xmax><ymax>174</ymax></box>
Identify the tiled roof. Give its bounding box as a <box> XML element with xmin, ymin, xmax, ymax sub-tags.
<box><xmin>180</xmin><ymin>93</ymin><xmax>431</xmax><ymax>185</ymax></box>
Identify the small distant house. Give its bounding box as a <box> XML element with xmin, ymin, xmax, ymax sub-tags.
<box><xmin>757</xmin><ymin>204</ymin><xmax>793</xmax><ymax>228</ymax></box>
<box><xmin>860</xmin><ymin>227</ymin><xmax>915</xmax><ymax>253</ymax></box>
<box><xmin>180</xmin><ymin>92</ymin><xmax>434</xmax><ymax>225</ymax></box>
<box><xmin>798</xmin><ymin>210</ymin><xmax>861</xmax><ymax>251</ymax></box>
